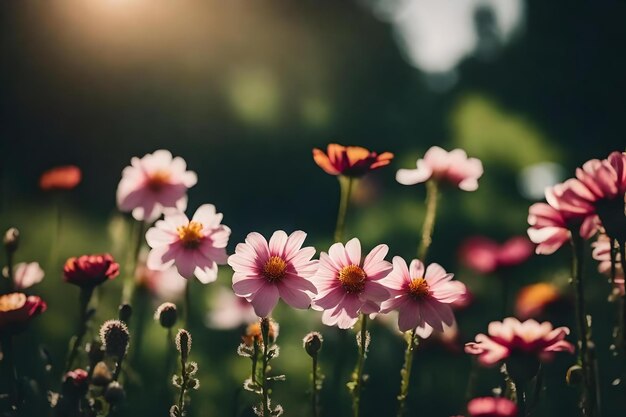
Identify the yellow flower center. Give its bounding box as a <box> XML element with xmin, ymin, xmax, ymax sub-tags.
<box><xmin>263</xmin><ymin>256</ymin><xmax>287</xmax><ymax>282</ymax></box>
<box><xmin>408</xmin><ymin>278</ymin><xmax>430</xmax><ymax>300</ymax></box>
<box><xmin>147</xmin><ymin>170</ymin><xmax>171</xmax><ymax>191</ymax></box>
<box><xmin>177</xmin><ymin>221</ymin><xmax>204</xmax><ymax>249</ymax></box>
<box><xmin>0</xmin><ymin>293</ymin><xmax>26</xmax><ymax>312</ymax></box>
<box><xmin>338</xmin><ymin>264</ymin><xmax>366</xmax><ymax>293</ymax></box>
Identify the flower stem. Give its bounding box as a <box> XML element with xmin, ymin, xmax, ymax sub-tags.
<box><xmin>527</xmin><ymin>365</ymin><xmax>544</xmax><ymax>417</ymax></box>
<box><xmin>351</xmin><ymin>314</ymin><xmax>368</xmax><ymax>417</ymax></box>
<box><xmin>396</xmin><ymin>330</ymin><xmax>419</xmax><ymax>417</ymax></box>
<box><xmin>261</xmin><ymin>321</ymin><xmax>270</xmax><ymax>417</ymax></box>
<box><xmin>334</xmin><ymin>176</ymin><xmax>354</xmax><ymax>243</ymax></box>
<box><xmin>417</xmin><ymin>180</ymin><xmax>439</xmax><ymax>261</ymax></box>
<box><xmin>122</xmin><ymin>220</ymin><xmax>145</xmax><ymax>305</ymax></box>
<box><xmin>184</xmin><ymin>280</ymin><xmax>191</xmax><ymax>328</ymax></box>
<box><xmin>177</xmin><ymin>348</ymin><xmax>189</xmax><ymax>416</ymax></box>
<box><xmin>571</xmin><ymin>233</ymin><xmax>597</xmax><ymax>417</ymax></box>
<box><xmin>65</xmin><ymin>287</ymin><xmax>94</xmax><ymax>372</ymax></box>
<box><xmin>1</xmin><ymin>335</ymin><xmax>18</xmax><ymax>411</ymax></box>
<box><xmin>312</xmin><ymin>354</ymin><xmax>319</xmax><ymax>417</ymax></box>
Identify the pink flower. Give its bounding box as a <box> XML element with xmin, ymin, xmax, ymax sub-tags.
<box><xmin>206</xmin><ymin>287</ymin><xmax>257</xmax><ymax>329</ymax></box>
<box><xmin>146</xmin><ymin>204</ymin><xmax>230</xmax><ymax>283</ymax></box>
<box><xmin>459</xmin><ymin>236</ymin><xmax>534</xmax><ymax>274</ymax></box>
<box><xmin>12</xmin><ymin>262</ymin><xmax>45</xmax><ymax>290</ymax></box>
<box><xmin>117</xmin><ymin>150</ymin><xmax>197</xmax><ymax>222</ymax></box>
<box><xmin>312</xmin><ymin>144</ymin><xmax>394</xmax><ymax>177</ymax></box>
<box><xmin>311</xmin><ymin>238</ymin><xmax>392</xmax><ymax>329</ymax></box>
<box><xmin>0</xmin><ymin>293</ymin><xmax>47</xmax><ymax>334</ymax></box>
<box><xmin>229</xmin><ymin>231</ymin><xmax>318</xmax><ymax>317</ymax></box>
<box><xmin>465</xmin><ymin>317</ymin><xmax>574</xmax><ymax>367</ymax></box>
<box><xmin>136</xmin><ymin>262</ymin><xmax>187</xmax><ymax>301</ymax></box>
<box><xmin>379</xmin><ymin>257</ymin><xmax>465</xmax><ymax>335</ymax></box>
<box><xmin>396</xmin><ymin>146</ymin><xmax>483</xmax><ymax>191</ymax></box>
<box><xmin>467</xmin><ymin>397</ymin><xmax>518</xmax><ymax>417</ymax></box>
<box><xmin>63</xmin><ymin>254</ymin><xmax>120</xmax><ymax>288</ymax></box>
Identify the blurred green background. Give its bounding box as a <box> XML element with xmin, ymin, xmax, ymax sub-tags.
<box><xmin>1</xmin><ymin>0</ymin><xmax>625</xmax><ymax>416</ymax></box>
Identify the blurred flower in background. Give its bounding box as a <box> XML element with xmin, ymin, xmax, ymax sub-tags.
<box><xmin>205</xmin><ymin>287</ymin><xmax>256</xmax><ymax>330</ymax></box>
<box><xmin>514</xmin><ymin>282</ymin><xmax>565</xmax><ymax>320</ymax></box>
<box><xmin>39</xmin><ymin>165</ymin><xmax>82</xmax><ymax>191</ymax></box>
<box><xmin>11</xmin><ymin>262</ymin><xmax>45</xmax><ymax>290</ymax></box>
<box><xmin>459</xmin><ymin>236</ymin><xmax>533</xmax><ymax>274</ymax></box>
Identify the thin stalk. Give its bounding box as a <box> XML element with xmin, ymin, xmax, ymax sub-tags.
<box><xmin>396</xmin><ymin>330</ymin><xmax>419</xmax><ymax>417</ymax></box>
<box><xmin>334</xmin><ymin>176</ymin><xmax>354</xmax><ymax>243</ymax></box>
<box><xmin>351</xmin><ymin>314</ymin><xmax>368</xmax><ymax>417</ymax></box>
<box><xmin>417</xmin><ymin>180</ymin><xmax>439</xmax><ymax>260</ymax></box>
<box><xmin>261</xmin><ymin>323</ymin><xmax>270</xmax><ymax>416</ymax></box>
<box><xmin>177</xmin><ymin>350</ymin><xmax>189</xmax><ymax>416</ymax></box>
<box><xmin>312</xmin><ymin>354</ymin><xmax>319</xmax><ymax>417</ymax></box>
<box><xmin>1</xmin><ymin>336</ymin><xmax>18</xmax><ymax>411</ymax></box>
<box><xmin>571</xmin><ymin>233</ymin><xmax>597</xmax><ymax>417</ymax></box>
<box><xmin>184</xmin><ymin>280</ymin><xmax>191</xmax><ymax>328</ymax></box>
<box><xmin>112</xmin><ymin>351</ymin><xmax>126</xmax><ymax>381</ymax></box>
<box><xmin>527</xmin><ymin>365</ymin><xmax>544</xmax><ymax>416</ymax></box>
<box><xmin>122</xmin><ymin>221</ymin><xmax>145</xmax><ymax>305</ymax></box>
<box><xmin>65</xmin><ymin>287</ymin><xmax>94</xmax><ymax>372</ymax></box>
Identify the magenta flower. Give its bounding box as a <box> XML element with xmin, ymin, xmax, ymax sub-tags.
<box><xmin>117</xmin><ymin>150</ymin><xmax>198</xmax><ymax>222</ymax></box>
<box><xmin>146</xmin><ymin>204</ymin><xmax>230</xmax><ymax>283</ymax></box>
<box><xmin>13</xmin><ymin>262</ymin><xmax>45</xmax><ymax>290</ymax></box>
<box><xmin>311</xmin><ymin>238</ymin><xmax>392</xmax><ymax>329</ymax></box>
<box><xmin>229</xmin><ymin>230</ymin><xmax>318</xmax><ymax>317</ymax></box>
<box><xmin>467</xmin><ymin>397</ymin><xmax>518</xmax><ymax>417</ymax></box>
<box><xmin>459</xmin><ymin>236</ymin><xmax>534</xmax><ymax>274</ymax></box>
<box><xmin>379</xmin><ymin>257</ymin><xmax>466</xmax><ymax>335</ymax></box>
<box><xmin>465</xmin><ymin>317</ymin><xmax>574</xmax><ymax>367</ymax></box>
<box><xmin>396</xmin><ymin>146</ymin><xmax>483</xmax><ymax>191</ymax></box>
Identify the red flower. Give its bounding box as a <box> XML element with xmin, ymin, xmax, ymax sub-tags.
<box><xmin>39</xmin><ymin>165</ymin><xmax>82</xmax><ymax>191</ymax></box>
<box><xmin>0</xmin><ymin>293</ymin><xmax>47</xmax><ymax>334</ymax></box>
<box><xmin>467</xmin><ymin>397</ymin><xmax>518</xmax><ymax>417</ymax></box>
<box><xmin>65</xmin><ymin>368</ymin><xmax>89</xmax><ymax>387</ymax></box>
<box><xmin>64</xmin><ymin>254</ymin><xmax>120</xmax><ymax>288</ymax></box>
<box><xmin>312</xmin><ymin>143</ymin><xmax>393</xmax><ymax>177</ymax></box>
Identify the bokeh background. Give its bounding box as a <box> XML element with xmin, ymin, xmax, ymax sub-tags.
<box><xmin>1</xmin><ymin>0</ymin><xmax>625</xmax><ymax>416</ymax></box>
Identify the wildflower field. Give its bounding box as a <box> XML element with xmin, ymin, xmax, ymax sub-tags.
<box><xmin>1</xmin><ymin>2</ymin><xmax>626</xmax><ymax>417</ymax></box>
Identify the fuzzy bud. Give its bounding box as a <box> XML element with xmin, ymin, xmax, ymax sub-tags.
<box><xmin>104</xmin><ymin>381</ymin><xmax>125</xmax><ymax>404</ymax></box>
<box><xmin>303</xmin><ymin>332</ymin><xmax>323</xmax><ymax>358</ymax></box>
<box><xmin>154</xmin><ymin>302</ymin><xmax>177</xmax><ymax>328</ymax></box>
<box><xmin>118</xmin><ymin>303</ymin><xmax>132</xmax><ymax>323</ymax></box>
<box><xmin>3</xmin><ymin>228</ymin><xmax>19</xmax><ymax>254</ymax></box>
<box><xmin>175</xmin><ymin>329</ymin><xmax>192</xmax><ymax>362</ymax></box>
<box><xmin>99</xmin><ymin>320</ymin><xmax>130</xmax><ymax>358</ymax></box>
<box><xmin>92</xmin><ymin>361</ymin><xmax>112</xmax><ymax>386</ymax></box>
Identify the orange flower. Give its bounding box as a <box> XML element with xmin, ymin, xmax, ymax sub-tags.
<box><xmin>312</xmin><ymin>143</ymin><xmax>393</xmax><ymax>177</ymax></box>
<box><xmin>242</xmin><ymin>320</ymin><xmax>279</xmax><ymax>347</ymax></box>
<box><xmin>39</xmin><ymin>165</ymin><xmax>81</xmax><ymax>191</ymax></box>
<box><xmin>515</xmin><ymin>283</ymin><xmax>562</xmax><ymax>320</ymax></box>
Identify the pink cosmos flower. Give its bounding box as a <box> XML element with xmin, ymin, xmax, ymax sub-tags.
<box><xmin>117</xmin><ymin>150</ymin><xmax>198</xmax><ymax>222</ymax></box>
<box><xmin>396</xmin><ymin>146</ymin><xmax>483</xmax><ymax>191</ymax></box>
<box><xmin>465</xmin><ymin>317</ymin><xmax>574</xmax><ymax>367</ymax></box>
<box><xmin>206</xmin><ymin>287</ymin><xmax>257</xmax><ymax>329</ymax></box>
<box><xmin>379</xmin><ymin>257</ymin><xmax>466</xmax><ymax>335</ymax></box>
<box><xmin>467</xmin><ymin>397</ymin><xmax>518</xmax><ymax>417</ymax></box>
<box><xmin>12</xmin><ymin>262</ymin><xmax>45</xmax><ymax>290</ymax></box>
<box><xmin>459</xmin><ymin>236</ymin><xmax>534</xmax><ymax>274</ymax></box>
<box><xmin>311</xmin><ymin>238</ymin><xmax>392</xmax><ymax>329</ymax></box>
<box><xmin>229</xmin><ymin>231</ymin><xmax>318</xmax><ymax>317</ymax></box>
<box><xmin>146</xmin><ymin>204</ymin><xmax>230</xmax><ymax>283</ymax></box>
<box><xmin>136</xmin><ymin>262</ymin><xmax>187</xmax><ymax>301</ymax></box>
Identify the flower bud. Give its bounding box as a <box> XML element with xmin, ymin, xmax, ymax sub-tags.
<box><xmin>303</xmin><ymin>332</ymin><xmax>323</xmax><ymax>358</ymax></box>
<box><xmin>92</xmin><ymin>361</ymin><xmax>112</xmax><ymax>386</ymax></box>
<box><xmin>175</xmin><ymin>329</ymin><xmax>192</xmax><ymax>362</ymax></box>
<box><xmin>65</xmin><ymin>368</ymin><xmax>89</xmax><ymax>387</ymax></box>
<box><xmin>154</xmin><ymin>302</ymin><xmax>177</xmax><ymax>328</ymax></box>
<box><xmin>99</xmin><ymin>320</ymin><xmax>130</xmax><ymax>358</ymax></box>
<box><xmin>118</xmin><ymin>303</ymin><xmax>132</xmax><ymax>323</ymax></box>
<box><xmin>3</xmin><ymin>228</ymin><xmax>19</xmax><ymax>254</ymax></box>
<box><xmin>104</xmin><ymin>381</ymin><xmax>125</xmax><ymax>404</ymax></box>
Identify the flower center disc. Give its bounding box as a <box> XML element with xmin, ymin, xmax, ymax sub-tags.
<box><xmin>338</xmin><ymin>264</ymin><xmax>366</xmax><ymax>293</ymax></box>
<box><xmin>408</xmin><ymin>278</ymin><xmax>430</xmax><ymax>300</ymax></box>
<box><xmin>177</xmin><ymin>221</ymin><xmax>204</xmax><ymax>249</ymax></box>
<box><xmin>147</xmin><ymin>170</ymin><xmax>171</xmax><ymax>191</ymax></box>
<box><xmin>0</xmin><ymin>293</ymin><xmax>26</xmax><ymax>312</ymax></box>
<box><xmin>263</xmin><ymin>256</ymin><xmax>287</xmax><ymax>282</ymax></box>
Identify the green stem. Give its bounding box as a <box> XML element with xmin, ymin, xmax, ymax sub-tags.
<box><xmin>396</xmin><ymin>330</ymin><xmax>419</xmax><ymax>417</ymax></box>
<box><xmin>261</xmin><ymin>323</ymin><xmax>270</xmax><ymax>416</ymax></box>
<box><xmin>184</xmin><ymin>280</ymin><xmax>191</xmax><ymax>329</ymax></box>
<box><xmin>417</xmin><ymin>180</ymin><xmax>439</xmax><ymax>261</ymax></box>
<box><xmin>527</xmin><ymin>365</ymin><xmax>544</xmax><ymax>417</ymax></box>
<box><xmin>571</xmin><ymin>233</ymin><xmax>597</xmax><ymax>417</ymax></box>
<box><xmin>65</xmin><ymin>287</ymin><xmax>94</xmax><ymax>372</ymax></box>
<box><xmin>312</xmin><ymin>355</ymin><xmax>319</xmax><ymax>417</ymax></box>
<box><xmin>122</xmin><ymin>221</ymin><xmax>145</xmax><ymax>305</ymax></box>
<box><xmin>351</xmin><ymin>314</ymin><xmax>368</xmax><ymax>417</ymax></box>
<box><xmin>334</xmin><ymin>176</ymin><xmax>354</xmax><ymax>243</ymax></box>
<box><xmin>177</xmin><ymin>350</ymin><xmax>188</xmax><ymax>416</ymax></box>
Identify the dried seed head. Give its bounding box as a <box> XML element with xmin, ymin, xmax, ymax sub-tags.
<box><xmin>175</xmin><ymin>329</ymin><xmax>192</xmax><ymax>362</ymax></box>
<box><xmin>154</xmin><ymin>302</ymin><xmax>177</xmax><ymax>328</ymax></box>
<box><xmin>99</xmin><ymin>320</ymin><xmax>130</xmax><ymax>358</ymax></box>
<box><xmin>303</xmin><ymin>331</ymin><xmax>323</xmax><ymax>357</ymax></box>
